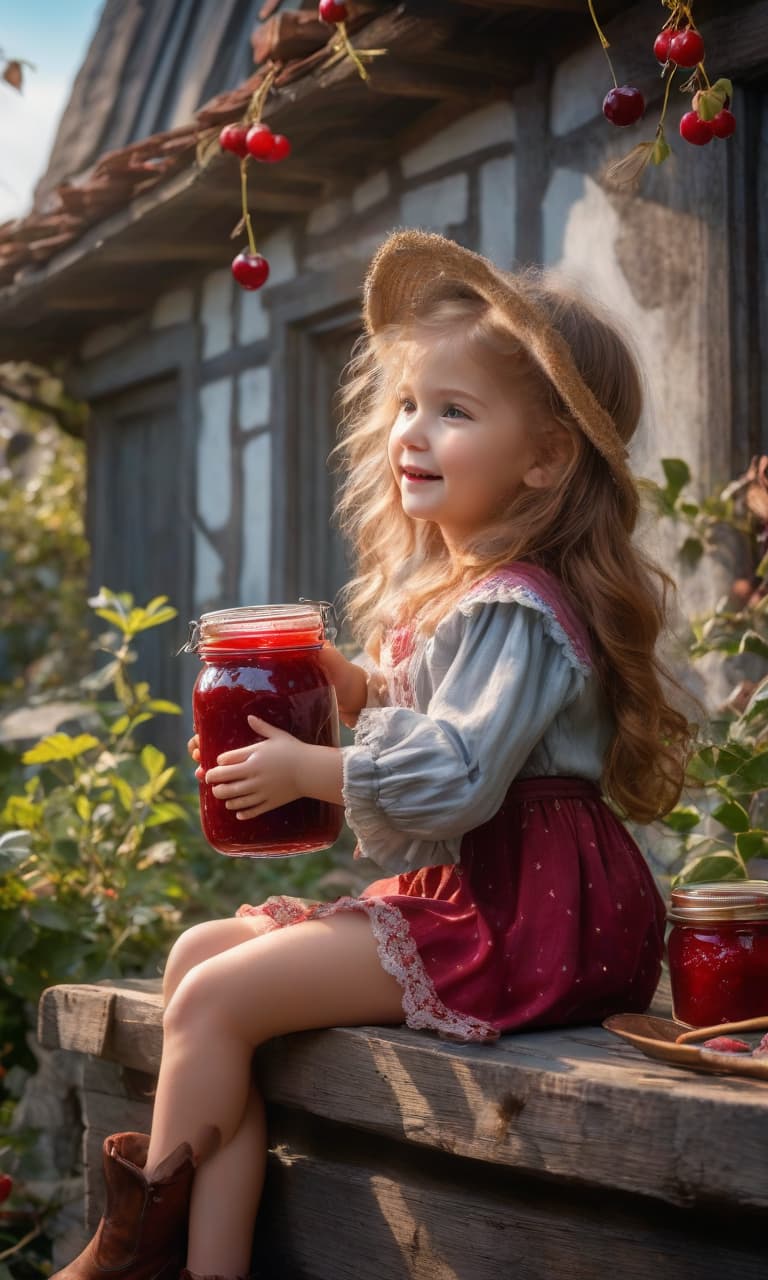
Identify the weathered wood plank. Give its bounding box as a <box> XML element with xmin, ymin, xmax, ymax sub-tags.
<box><xmin>38</xmin><ymin>979</ymin><xmax>768</xmax><ymax>1209</ymax></box>
<box><xmin>256</xmin><ymin>1126</ymin><xmax>768</xmax><ymax>1280</ymax></box>
<box><xmin>81</xmin><ymin>1060</ymin><xmax>155</xmax><ymax>1235</ymax></box>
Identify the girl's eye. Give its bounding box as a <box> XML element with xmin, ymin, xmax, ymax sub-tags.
<box><xmin>398</xmin><ymin>399</ymin><xmax>415</xmax><ymax>413</ymax></box>
<box><xmin>443</xmin><ymin>404</ymin><xmax>469</xmax><ymax>420</ymax></box>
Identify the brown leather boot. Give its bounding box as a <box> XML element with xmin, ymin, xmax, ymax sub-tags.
<box><xmin>52</xmin><ymin>1132</ymin><xmax>195</xmax><ymax>1280</ymax></box>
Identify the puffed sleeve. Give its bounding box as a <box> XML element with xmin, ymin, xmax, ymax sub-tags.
<box><xmin>341</xmin><ymin>600</ymin><xmax>585</xmax><ymax>873</ymax></box>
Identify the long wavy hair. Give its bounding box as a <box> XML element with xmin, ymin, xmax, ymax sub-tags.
<box><xmin>331</xmin><ymin>275</ymin><xmax>693</xmax><ymax>823</ymax></box>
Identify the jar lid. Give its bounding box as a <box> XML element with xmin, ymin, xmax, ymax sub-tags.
<box><xmin>183</xmin><ymin>601</ymin><xmax>336</xmax><ymax>655</ymax></box>
<box><xmin>668</xmin><ymin>880</ymin><xmax>768</xmax><ymax>922</ymax></box>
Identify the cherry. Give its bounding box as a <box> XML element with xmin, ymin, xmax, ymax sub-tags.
<box><xmin>246</xmin><ymin>123</ymin><xmax>276</xmax><ymax>160</ymax></box>
<box><xmin>231</xmin><ymin>253</ymin><xmax>270</xmax><ymax>290</ymax></box>
<box><xmin>318</xmin><ymin>0</ymin><xmax>348</xmax><ymax>22</ymax></box>
<box><xmin>264</xmin><ymin>133</ymin><xmax>291</xmax><ymax>163</ymax></box>
<box><xmin>679</xmin><ymin>110</ymin><xmax>713</xmax><ymax>145</ymax></box>
<box><xmin>0</xmin><ymin>1175</ymin><xmax>12</xmax><ymax>1206</ymax></box>
<box><xmin>653</xmin><ymin>30</ymin><xmax>673</xmax><ymax>63</ymax></box>
<box><xmin>602</xmin><ymin>86</ymin><xmax>645</xmax><ymax>127</ymax></box>
<box><xmin>702</xmin><ymin>1036</ymin><xmax>751</xmax><ymax>1053</ymax></box>
<box><xmin>710</xmin><ymin>108</ymin><xmax>736</xmax><ymax>139</ymax></box>
<box><xmin>219</xmin><ymin>124</ymin><xmax>249</xmax><ymax>158</ymax></box>
<box><xmin>669</xmin><ymin>28</ymin><xmax>705</xmax><ymax>68</ymax></box>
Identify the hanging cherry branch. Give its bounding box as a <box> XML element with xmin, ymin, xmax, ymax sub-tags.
<box><xmin>588</xmin><ymin>1</ymin><xmax>735</xmax><ymax>189</ymax></box>
<box><xmin>213</xmin><ymin>2</ymin><xmax>386</xmax><ymax>292</ymax></box>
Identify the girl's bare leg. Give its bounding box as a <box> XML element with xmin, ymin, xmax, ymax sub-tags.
<box><xmin>160</xmin><ymin>915</ymin><xmax>276</xmax><ymax>1274</ymax></box>
<box><xmin>145</xmin><ymin>912</ymin><xmax>404</xmax><ymax>1275</ymax></box>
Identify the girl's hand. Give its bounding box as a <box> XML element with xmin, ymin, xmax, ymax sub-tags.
<box><xmin>318</xmin><ymin>643</ymin><xmax>368</xmax><ymax>720</ymax></box>
<box><xmin>187</xmin><ymin>732</ymin><xmax>203</xmax><ymax>781</ymax></box>
<box><xmin>205</xmin><ymin>715</ymin><xmax>306</xmax><ymax>820</ymax></box>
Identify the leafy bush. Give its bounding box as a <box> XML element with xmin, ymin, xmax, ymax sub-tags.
<box><xmin>0</xmin><ymin>401</ymin><xmax>89</xmax><ymax>702</ymax></box>
<box><xmin>0</xmin><ymin>589</ymin><xmax>357</xmax><ymax>1273</ymax></box>
<box><xmin>645</xmin><ymin>459</ymin><xmax>768</xmax><ymax>884</ymax></box>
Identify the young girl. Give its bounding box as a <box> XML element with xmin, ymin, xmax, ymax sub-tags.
<box><xmin>55</xmin><ymin>230</ymin><xmax>691</xmax><ymax>1280</ymax></box>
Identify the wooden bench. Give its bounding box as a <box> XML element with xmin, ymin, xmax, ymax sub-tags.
<box><xmin>39</xmin><ymin>978</ymin><xmax>768</xmax><ymax>1279</ymax></box>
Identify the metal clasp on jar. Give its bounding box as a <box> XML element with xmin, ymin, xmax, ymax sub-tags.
<box><xmin>298</xmin><ymin>598</ymin><xmax>338</xmax><ymax>644</ymax></box>
<box><xmin>177</xmin><ymin>620</ymin><xmax>201</xmax><ymax>655</ymax></box>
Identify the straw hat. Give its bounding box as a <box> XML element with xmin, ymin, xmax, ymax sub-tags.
<box><xmin>362</xmin><ymin>229</ymin><xmax>638</xmax><ymax>516</ymax></box>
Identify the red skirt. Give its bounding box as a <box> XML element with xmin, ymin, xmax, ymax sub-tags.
<box><xmin>236</xmin><ymin>777</ymin><xmax>666</xmax><ymax>1043</ymax></box>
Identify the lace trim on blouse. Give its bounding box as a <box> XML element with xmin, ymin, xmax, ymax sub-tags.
<box><xmin>458</xmin><ymin>575</ymin><xmax>591</xmax><ymax>678</ymax></box>
<box><xmin>236</xmin><ymin>894</ymin><xmax>499</xmax><ymax>1043</ymax></box>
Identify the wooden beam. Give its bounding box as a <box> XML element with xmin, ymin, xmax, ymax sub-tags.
<box><xmin>96</xmin><ymin>241</ymin><xmax>226</xmax><ymax>264</ymax></box>
<box><xmin>458</xmin><ymin>0</ymin><xmax>585</xmax><ymax>9</ymax></box>
<box><xmin>366</xmin><ymin>59</ymin><xmax>502</xmax><ymax>100</ymax></box>
<box><xmin>45</xmin><ymin>293</ymin><xmax>154</xmax><ymax>312</ymax></box>
<box><xmin>357</xmin><ymin>0</ymin><xmax>586</xmax><ymax>10</ymax></box>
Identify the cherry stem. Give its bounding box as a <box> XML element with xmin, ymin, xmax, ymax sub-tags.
<box><xmin>240</xmin><ymin>158</ymin><xmax>257</xmax><ymax>257</ymax></box>
<box><xmin>334</xmin><ymin>21</ymin><xmax>370</xmax><ymax>81</ymax></box>
<box><xmin>658</xmin><ymin>62</ymin><xmax>677</xmax><ymax>128</ymax></box>
<box><xmin>586</xmin><ymin>0</ymin><xmax>617</xmax><ymax>89</ymax></box>
<box><xmin>247</xmin><ymin>64</ymin><xmax>278</xmax><ymax>125</ymax></box>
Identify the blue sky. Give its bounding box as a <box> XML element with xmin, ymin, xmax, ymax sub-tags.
<box><xmin>0</xmin><ymin>0</ymin><xmax>105</xmax><ymax>221</ymax></box>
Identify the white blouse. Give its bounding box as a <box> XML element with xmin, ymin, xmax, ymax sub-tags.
<box><xmin>340</xmin><ymin>584</ymin><xmax>614</xmax><ymax>875</ymax></box>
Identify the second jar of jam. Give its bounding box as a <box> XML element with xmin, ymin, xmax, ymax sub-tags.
<box><xmin>190</xmin><ymin>602</ymin><xmax>343</xmax><ymax>857</ymax></box>
<box><xmin>667</xmin><ymin>880</ymin><xmax>768</xmax><ymax>1026</ymax></box>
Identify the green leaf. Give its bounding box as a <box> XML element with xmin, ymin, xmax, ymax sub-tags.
<box><xmin>738</xmin><ymin>630</ymin><xmax>768</xmax><ymax>660</ymax></box>
<box><xmin>733</xmin><ymin>751</ymin><xmax>768</xmax><ymax>791</ymax></box>
<box><xmin>139</xmin><ymin>766</ymin><xmax>176</xmax><ymax>803</ymax></box>
<box><xmin>145</xmin><ymin>801</ymin><xmax>190</xmax><ymax>827</ymax></box>
<box><xmin>141</xmin><ymin>745</ymin><xmax>167</xmax><ymax>779</ymax></box>
<box><xmin>110</xmin><ymin>774</ymin><xmax>135</xmax><ymax>811</ymax></box>
<box><xmin>111</xmin><ymin>714</ymin><xmax>130</xmax><ymax>735</ymax></box>
<box><xmin>147</xmin><ymin>699</ymin><xmax>182</xmax><ymax>715</ymax></box>
<box><xmin>679</xmin><ymin>536</ymin><xmax>704</xmax><ymax>568</ymax></box>
<box><xmin>735</xmin><ymin>829</ymin><xmax>768</xmax><ymax>860</ymax></box>
<box><xmin>711</xmin><ymin>800</ymin><xmax>751</xmax><ymax>834</ymax></box>
<box><xmin>652</xmin><ymin>133</ymin><xmax>671</xmax><ymax>165</ymax></box>
<box><xmin>28</xmin><ymin>901</ymin><xmax>77</xmax><ymax>931</ymax></box>
<box><xmin>23</xmin><ymin>732</ymin><xmax>100</xmax><ymax>764</ymax></box>
<box><xmin>744</xmin><ymin>675</ymin><xmax>768</xmax><ymax>721</ymax></box>
<box><xmin>672</xmin><ymin>851</ymin><xmax>747</xmax><ymax>887</ymax></box>
<box><xmin>679</xmin><ymin>502</ymin><xmax>700</xmax><ymax>518</ymax></box>
<box><xmin>686</xmin><ymin>746</ymin><xmax>718</xmax><ymax>783</ymax></box>
<box><xmin>93</xmin><ymin>607</ymin><xmax>132</xmax><ymax>632</ymax></box>
<box><xmin>1</xmin><ymin>794</ymin><xmax>42</xmax><ymax>828</ymax></box>
<box><xmin>144</xmin><ymin>595</ymin><xmax>171</xmax><ymax>614</ymax></box>
<box><xmin>662</xmin><ymin>805</ymin><xmax>701</xmax><ymax>833</ymax></box>
<box><xmin>75</xmin><ymin>795</ymin><xmax>91</xmax><ymax>822</ymax></box>
<box><xmin>126</xmin><ymin>606</ymin><xmax>178</xmax><ymax>634</ymax></box>
<box><xmin>662</xmin><ymin>457</ymin><xmax>691</xmax><ymax>505</ymax></box>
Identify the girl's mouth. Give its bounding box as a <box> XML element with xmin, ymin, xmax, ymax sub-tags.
<box><xmin>402</xmin><ymin>467</ymin><xmax>441</xmax><ymax>482</ymax></box>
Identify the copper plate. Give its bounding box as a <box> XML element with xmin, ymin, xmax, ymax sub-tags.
<box><xmin>603</xmin><ymin>1013</ymin><xmax>768</xmax><ymax>1082</ymax></box>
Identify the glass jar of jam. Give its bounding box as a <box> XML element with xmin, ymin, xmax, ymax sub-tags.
<box><xmin>667</xmin><ymin>880</ymin><xmax>768</xmax><ymax>1026</ymax></box>
<box><xmin>189</xmin><ymin>602</ymin><xmax>343</xmax><ymax>857</ymax></box>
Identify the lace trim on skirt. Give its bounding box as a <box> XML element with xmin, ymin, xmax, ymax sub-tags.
<box><xmin>235</xmin><ymin>893</ymin><xmax>499</xmax><ymax>1044</ymax></box>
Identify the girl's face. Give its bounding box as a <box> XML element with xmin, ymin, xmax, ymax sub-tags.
<box><xmin>387</xmin><ymin>331</ymin><xmax>545</xmax><ymax>551</ymax></box>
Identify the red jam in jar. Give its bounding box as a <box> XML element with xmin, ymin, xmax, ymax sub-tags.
<box><xmin>191</xmin><ymin>603</ymin><xmax>343</xmax><ymax>857</ymax></box>
<box><xmin>667</xmin><ymin>881</ymin><xmax>768</xmax><ymax>1026</ymax></box>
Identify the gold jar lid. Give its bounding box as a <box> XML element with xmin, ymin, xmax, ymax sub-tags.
<box><xmin>668</xmin><ymin>880</ymin><xmax>768</xmax><ymax>923</ymax></box>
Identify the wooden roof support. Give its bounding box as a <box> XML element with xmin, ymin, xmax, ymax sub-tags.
<box><xmin>459</xmin><ymin>0</ymin><xmax>585</xmax><ymax>10</ymax></box>
<box><xmin>96</xmin><ymin>242</ymin><xmax>228</xmax><ymax>264</ymax></box>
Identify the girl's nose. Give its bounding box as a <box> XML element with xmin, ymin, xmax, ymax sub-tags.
<box><xmin>397</xmin><ymin>410</ymin><xmax>429</xmax><ymax>450</ymax></box>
